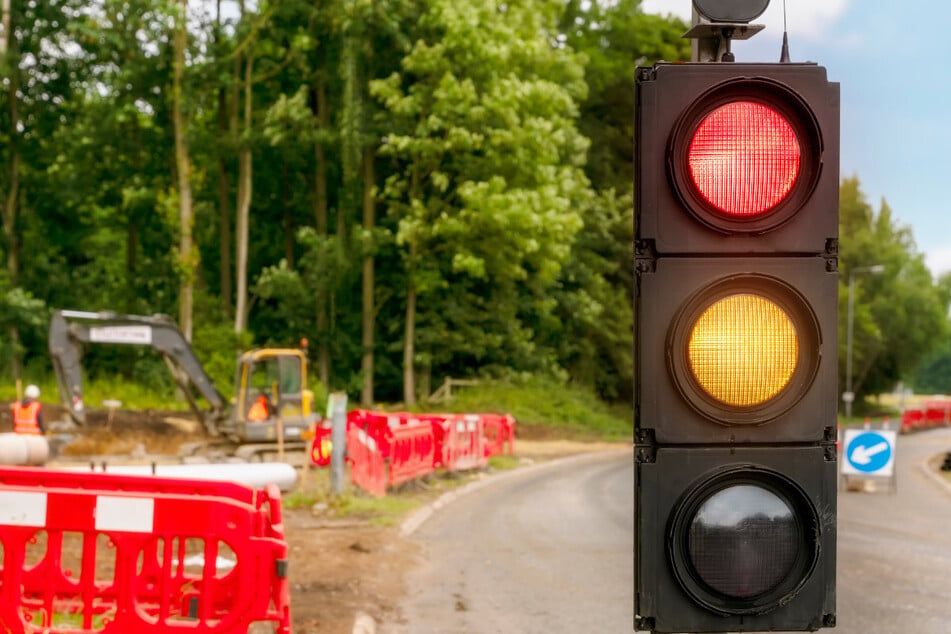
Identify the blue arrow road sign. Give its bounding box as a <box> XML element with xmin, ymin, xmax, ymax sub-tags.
<box><xmin>845</xmin><ymin>431</ymin><xmax>893</xmax><ymax>474</ymax></box>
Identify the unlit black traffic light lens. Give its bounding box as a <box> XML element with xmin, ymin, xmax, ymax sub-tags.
<box><xmin>687</xmin><ymin>293</ymin><xmax>799</xmax><ymax>407</ymax></box>
<box><xmin>687</xmin><ymin>484</ymin><xmax>800</xmax><ymax>599</ymax></box>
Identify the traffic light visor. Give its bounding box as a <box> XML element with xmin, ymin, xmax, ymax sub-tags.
<box><xmin>688</xmin><ymin>294</ymin><xmax>798</xmax><ymax>407</ymax></box>
<box><xmin>688</xmin><ymin>102</ymin><xmax>801</xmax><ymax>216</ymax></box>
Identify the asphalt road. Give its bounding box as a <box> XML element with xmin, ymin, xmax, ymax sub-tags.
<box><xmin>381</xmin><ymin>430</ymin><xmax>951</xmax><ymax>633</ymax></box>
<box><xmin>836</xmin><ymin>426</ymin><xmax>951</xmax><ymax>633</ymax></box>
<box><xmin>384</xmin><ymin>450</ymin><xmax>634</xmax><ymax>634</ymax></box>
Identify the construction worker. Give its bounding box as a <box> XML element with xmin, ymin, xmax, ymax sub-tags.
<box><xmin>13</xmin><ymin>384</ymin><xmax>44</xmax><ymax>435</ymax></box>
<box><xmin>248</xmin><ymin>394</ymin><xmax>269</xmax><ymax>421</ymax></box>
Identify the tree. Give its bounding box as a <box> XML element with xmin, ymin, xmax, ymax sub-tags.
<box><xmin>838</xmin><ymin>177</ymin><xmax>948</xmax><ymax>407</ymax></box>
<box><xmin>554</xmin><ymin>0</ymin><xmax>689</xmax><ymax>399</ymax></box>
<box><xmin>373</xmin><ymin>0</ymin><xmax>591</xmax><ymax>402</ymax></box>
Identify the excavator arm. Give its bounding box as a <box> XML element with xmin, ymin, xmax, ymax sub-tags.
<box><xmin>48</xmin><ymin>310</ymin><xmax>229</xmax><ymax>435</ymax></box>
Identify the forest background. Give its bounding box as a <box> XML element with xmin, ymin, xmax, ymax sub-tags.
<box><xmin>1</xmin><ymin>0</ymin><xmax>950</xmax><ymax>416</ymax></box>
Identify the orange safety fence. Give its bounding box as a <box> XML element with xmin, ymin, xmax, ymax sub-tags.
<box><xmin>0</xmin><ymin>466</ymin><xmax>290</xmax><ymax>634</ymax></box>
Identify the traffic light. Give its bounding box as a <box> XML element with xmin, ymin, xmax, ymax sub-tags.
<box><xmin>634</xmin><ymin>62</ymin><xmax>839</xmax><ymax>632</ymax></box>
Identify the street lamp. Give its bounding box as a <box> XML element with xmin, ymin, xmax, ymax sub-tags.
<box><xmin>844</xmin><ymin>264</ymin><xmax>886</xmax><ymax>419</ymax></box>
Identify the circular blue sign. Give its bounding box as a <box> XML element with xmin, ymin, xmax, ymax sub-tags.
<box><xmin>846</xmin><ymin>432</ymin><xmax>893</xmax><ymax>473</ymax></box>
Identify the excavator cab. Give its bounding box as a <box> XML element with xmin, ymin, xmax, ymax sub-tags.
<box><xmin>233</xmin><ymin>349</ymin><xmax>314</xmax><ymax>442</ymax></box>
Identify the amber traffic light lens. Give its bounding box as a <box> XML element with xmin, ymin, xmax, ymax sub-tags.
<box><xmin>688</xmin><ymin>101</ymin><xmax>800</xmax><ymax>216</ymax></box>
<box><xmin>688</xmin><ymin>294</ymin><xmax>798</xmax><ymax>407</ymax></box>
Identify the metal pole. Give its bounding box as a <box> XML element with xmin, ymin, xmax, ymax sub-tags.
<box><xmin>329</xmin><ymin>391</ymin><xmax>348</xmax><ymax>496</ymax></box>
<box><xmin>846</xmin><ymin>272</ymin><xmax>855</xmax><ymax>419</ymax></box>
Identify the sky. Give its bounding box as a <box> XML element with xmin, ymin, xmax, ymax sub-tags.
<box><xmin>640</xmin><ymin>0</ymin><xmax>951</xmax><ymax>276</ymax></box>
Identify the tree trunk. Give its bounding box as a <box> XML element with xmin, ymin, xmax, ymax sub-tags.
<box><xmin>313</xmin><ymin>77</ymin><xmax>330</xmax><ymax>386</ymax></box>
<box><xmin>403</xmin><ymin>276</ymin><xmax>416</xmax><ymax>406</ymax></box>
<box><xmin>217</xmin><ymin>88</ymin><xmax>232</xmax><ymax>317</ymax></box>
<box><xmin>360</xmin><ymin>148</ymin><xmax>376</xmax><ymax>406</ymax></box>
<box><xmin>282</xmin><ymin>157</ymin><xmax>293</xmax><ymax>268</ymax></box>
<box><xmin>234</xmin><ymin>52</ymin><xmax>253</xmax><ymax>334</ymax></box>
<box><xmin>2</xmin><ymin>1</ymin><xmax>22</xmax><ymax>384</ymax></box>
<box><xmin>402</xmin><ymin>163</ymin><xmax>420</xmax><ymax>405</ymax></box>
<box><xmin>173</xmin><ymin>0</ymin><xmax>194</xmax><ymax>342</ymax></box>
<box><xmin>214</xmin><ymin>0</ymin><xmax>231</xmax><ymax>318</ymax></box>
<box><xmin>0</xmin><ymin>0</ymin><xmax>9</xmax><ymax>57</ymax></box>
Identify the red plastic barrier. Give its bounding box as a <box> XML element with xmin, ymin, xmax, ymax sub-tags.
<box><xmin>310</xmin><ymin>425</ymin><xmax>333</xmax><ymax>467</ymax></box>
<box><xmin>900</xmin><ymin>408</ymin><xmax>920</xmax><ymax>433</ymax></box>
<box><xmin>387</xmin><ymin>417</ymin><xmax>436</xmax><ymax>487</ymax></box>
<box><xmin>342</xmin><ymin>409</ymin><xmax>514</xmax><ymax>495</ymax></box>
<box><xmin>439</xmin><ymin>415</ymin><xmax>487</xmax><ymax>472</ymax></box>
<box><xmin>924</xmin><ymin>400</ymin><xmax>951</xmax><ymax>428</ymax></box>
<box><xmin>482</xmin><ymin>413</ymin><xmax>516</xmax><ymax>458</ymax></box>
<box><xmin>347</xmin><ymin>425</ymin><xmax>386</xmax><ymax>498</ymax></box>
<box><xmin>0</xmin><ymin>466</ymin><xmax>290</xmax><ymax>633</ymax></box>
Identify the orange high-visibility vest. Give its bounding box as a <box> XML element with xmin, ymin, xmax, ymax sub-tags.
<box><xmin>13</xmin><ymin>401</ymin><xmax>41</xmax><ymax>435</ymax></box>
<box><xmin>248</xmin><ymin>396</ymin><xmax>268</xmax><ymax>421</ymax></box>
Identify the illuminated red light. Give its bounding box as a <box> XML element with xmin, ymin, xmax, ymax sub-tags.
<box><xmin>688</xmin><ymin>101</ymin><xmax>800</xmax><ymax>217</ymax></box>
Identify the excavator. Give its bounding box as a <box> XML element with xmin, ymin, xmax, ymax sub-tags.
<box><xmin>48</xmin><ymin>309</ymin><xmax>318</xmax><ymax>458</ymax></box>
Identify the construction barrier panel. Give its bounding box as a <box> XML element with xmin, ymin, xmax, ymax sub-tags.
<box><xmin>481</xmin><ymin>414</ymin><xmax>516</xmax><ymax>458</ymax></box>
<box><xmin>386</xmin><ymin>418</ymin><xmax>436</xmax><ymax>487</ymax></box>
<box><xmin>347</xmin><ymin>426</ymin><xmax>386</xmax><ymax>498</ymax></box>
<box><xmin>901</xmin><ymin>408</ymin><xmax>923</xmax><ymax>433</ymax></box>
<box><xmin>0</xmin><ymin>467</ymin><xmax>291</xmax><ymax>634</ymax></box>
<box><xmin>438</xmin><ymin>415</ymin><xmax>487</xmax><ymax>472</ymax></box>
<box><xmin>336</xmin><ymin>409</ymin><xmax>515</xmax><ymax>495</ymax></box>
<box><xmin>924</xmin><ymin>399</ymin><xmax>951</xmax><ymax>428</ymax></box>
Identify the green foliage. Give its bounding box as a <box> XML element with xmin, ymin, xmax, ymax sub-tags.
<box><xmin>0</xmin><ymin>0</ymin><xmax>699</xmax><ymax>410</ymax></box>
<box><xmin>839</xmin><ymin>177</ymin><xmax>949</xmax><ymax>403</ymax></box>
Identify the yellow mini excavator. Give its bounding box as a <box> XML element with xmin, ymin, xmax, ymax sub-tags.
<box><xmin>48</xmin><ymin>309</ymin><xmax>318</xmax><ymax>458</ymax></box>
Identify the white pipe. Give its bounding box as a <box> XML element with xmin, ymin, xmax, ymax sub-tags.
<box><xmin>0</xmin><ymin>433</ymin><xmax>49</xmax><ymax>466</ymax></box>
<box><xmin>57</xmin><ymin>462</ymin><xmax>298</xmax><ymax>492</ymax></box>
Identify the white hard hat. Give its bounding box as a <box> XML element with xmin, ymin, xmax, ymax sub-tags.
<box><xmin>24</xmin><ymin>384</ymin><xmax>39</xmax><ymax>399</ymax></box>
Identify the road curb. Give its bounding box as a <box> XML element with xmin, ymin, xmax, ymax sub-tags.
<box><xmin>919</xmin><ymin>452</ymin><xmax>951</xmax><ymax>495</ymax></box>
<box><xmin>399</xmin><ymin>447</ymin><xmax>631</xmax><ymax>538</ymax></box>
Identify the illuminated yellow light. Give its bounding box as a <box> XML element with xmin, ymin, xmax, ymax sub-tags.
<box><xmin>688</xmin><ymin>294</ymin><xmax>798</xmax><ymax>407</ymax></box>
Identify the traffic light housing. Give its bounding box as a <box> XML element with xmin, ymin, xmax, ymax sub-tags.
<box><xmin>634</xmin><ymin>62</ymin><xmax>838</xmax><ymax>632</ymax></box>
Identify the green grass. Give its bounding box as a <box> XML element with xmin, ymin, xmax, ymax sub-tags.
<box><xmin>418</xmin><ymin>377</ymin><xmax>633</xmax><ymax>441</ymax></box>
<box><xmin>5</xmin><ymin>373</ymin><xmax>631</xmax><ymax>443</ymax></box>
<box><xmin>0</xmin><ymin>375</ymin><xmax>191</xmax><ymax>412</ymax></box>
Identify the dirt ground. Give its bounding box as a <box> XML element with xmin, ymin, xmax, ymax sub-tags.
<box><xmin>0</xmin><ymin>401</ymin><xmax>627</xmax><ymax>634</ymax></box>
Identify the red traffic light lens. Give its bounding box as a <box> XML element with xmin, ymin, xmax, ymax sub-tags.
<box><xmin>688</xmin><ymin>101</ymin><xmax>801</xmax><ymax>217</ymax></box>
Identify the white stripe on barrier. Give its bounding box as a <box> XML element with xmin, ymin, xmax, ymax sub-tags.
<box><xmin>0</xmin><ymin>491</ymin><xmax>47</xmax><ymax>527</ymax></box>
<box><xmin>96</xmin><ymin>496</ymin><xmax>154</xmax><ymax>533</ymax></box>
